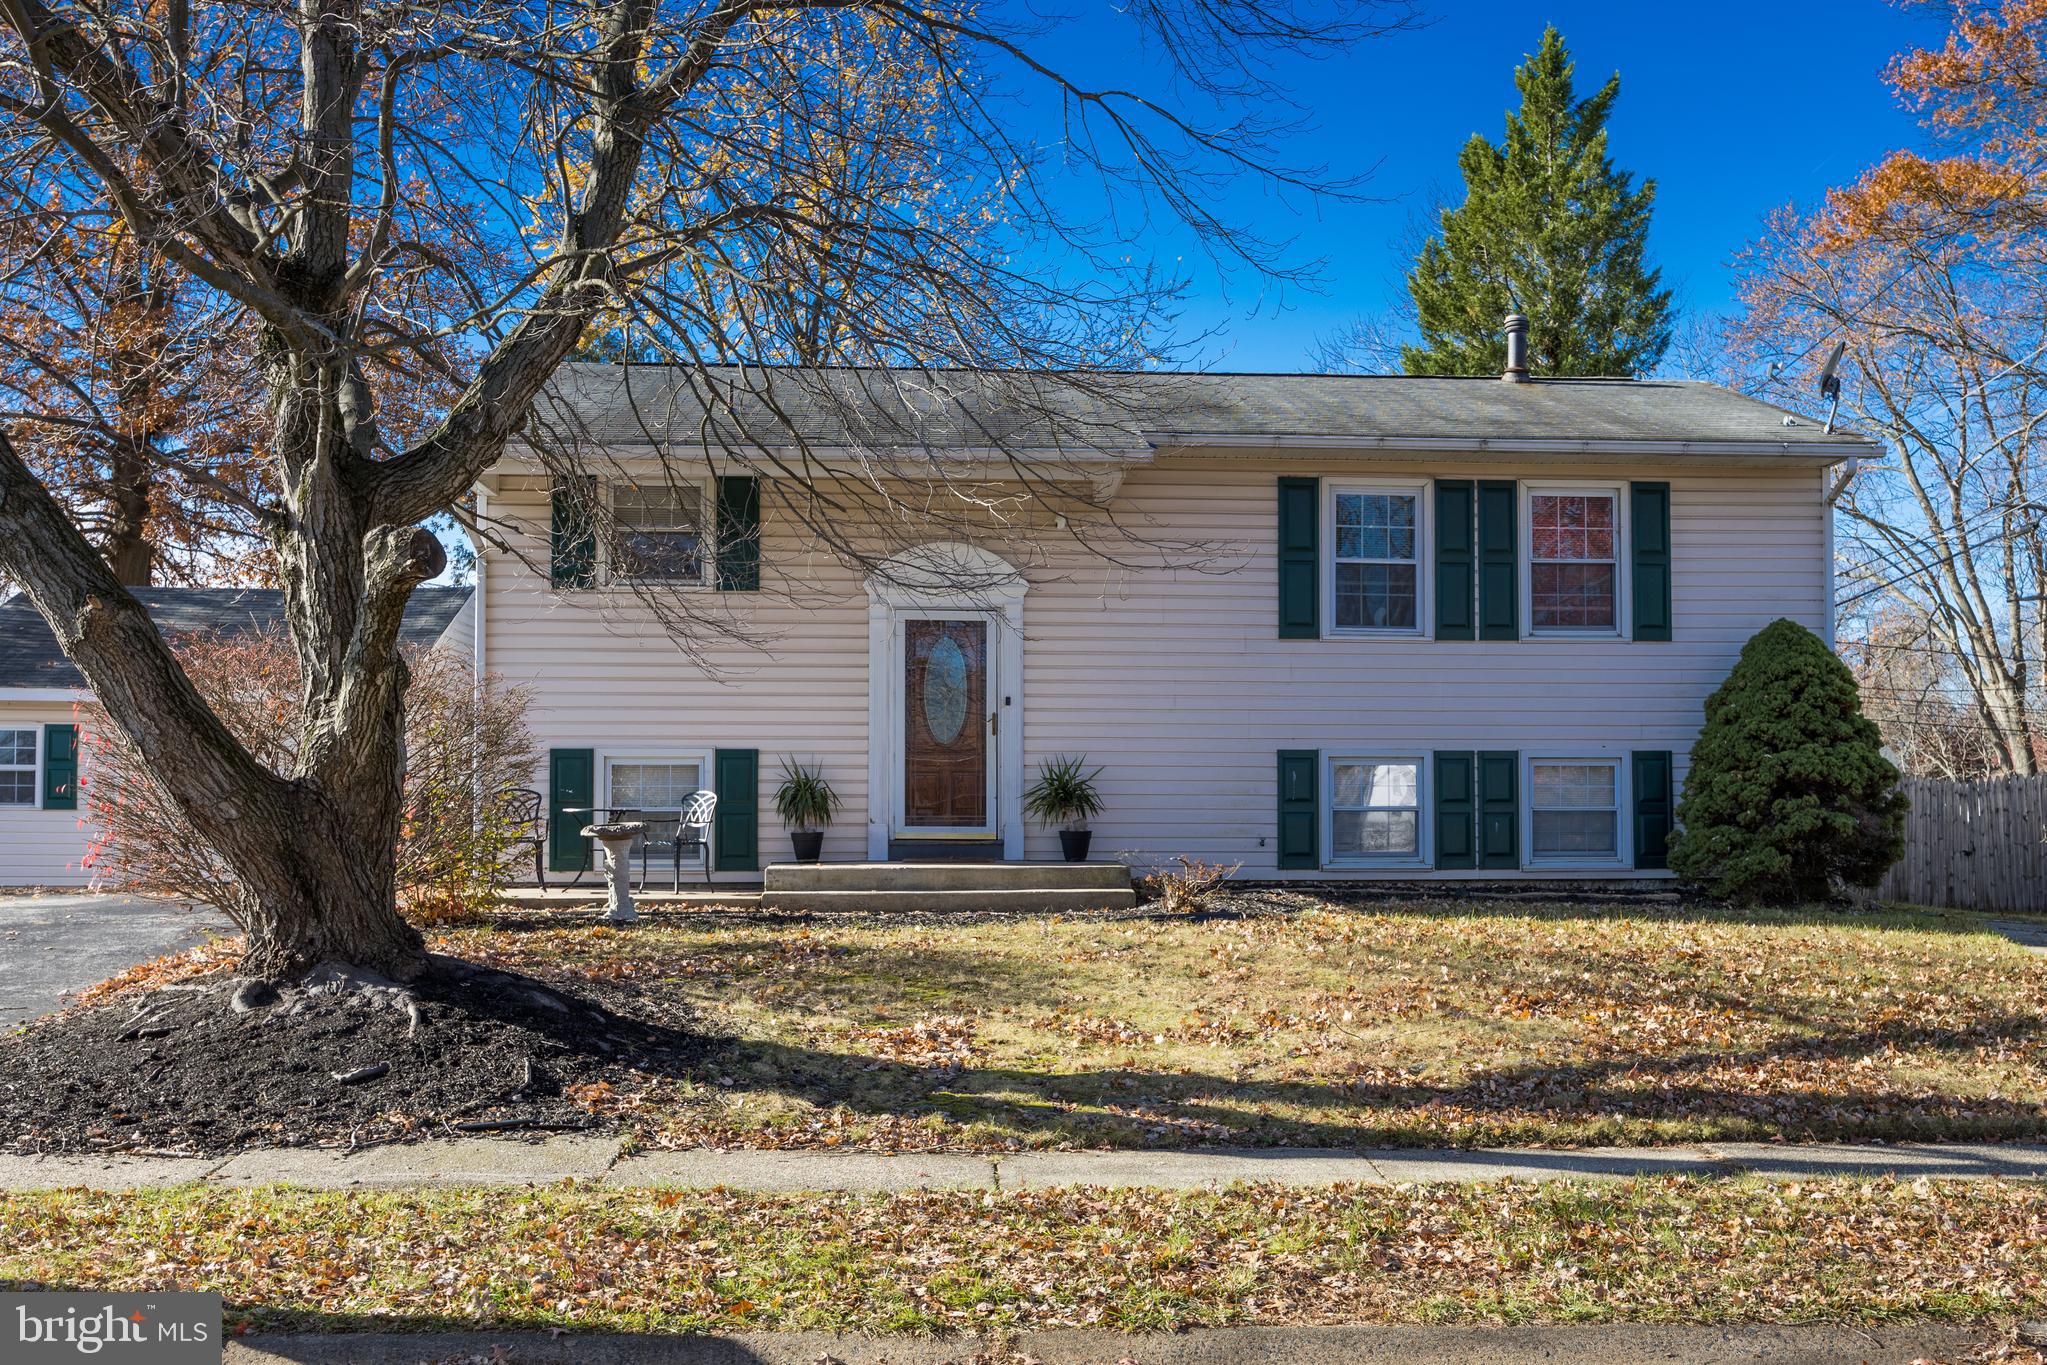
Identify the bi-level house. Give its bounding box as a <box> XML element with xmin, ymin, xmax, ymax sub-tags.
<box><xmin>474</xmin><ymin>336</ymin><xmax>1877</xmax><ymax>887</ymax></box>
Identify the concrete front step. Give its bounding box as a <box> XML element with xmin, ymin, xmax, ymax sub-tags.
<box><xmin>759</xmin><ymin>886</ymin><xmax>1135</xmax><ymax>913</ymax></box>
<box><xmin>764</xmin><ymin>859</ymin><xmax>1130</xmax><ymax>892</ymax></box>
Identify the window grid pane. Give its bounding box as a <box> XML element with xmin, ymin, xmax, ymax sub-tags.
<box><xmin>615</xmin><ymin>485</ymin><xmax>706</xmax><ymax>581</ymax></box>
<box><xmin>1530</xmin><ymin>762</ymin><xmax>1619</xmax><ymax>858</ymax></box>
<box><xmin>609</xmin><ymin>762</ymin><xmax>702</xmax><ymax>811</ymax></box>
<box><xmin>0</xmin><ymin>729</ymin><xmax>34</xmax><ymax>767</ymax></box>
<box><xmin>1530</xmin><ymin>493</ymin><xmax>1617</xmax><ymax>629</ymax></box>
<box><xmin>1333</xmin><ymin>492</ymin><xmax>1418</xmax><ymax>631</ymax></box>
<box><xmin>0</xmin><ymin>769</ymin><xmax>32</xmax><ymax>806</ymax></box>
<box><xmin>1330</xmin><ymin>760</ymin><xmax>1420</xmax><ymax>858</ymax></box>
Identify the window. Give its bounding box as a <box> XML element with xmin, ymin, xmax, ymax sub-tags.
<box><xmin>613</xmin><ymin>483</ymin><xmax>706</xmax><ymax>581</ymax></box>
<box><xmin>1329</xmin><ymin>758</ymin><xmax>1422</xmax><ymax>861</ymax></box>
<box><xmin>0</xmin><ymin>729</ymin><xmax>33</xmax><ymax>807</ymax></box>
<box><xmin>1530</xmin><ymin>760</ymin><xmax>1620</xmax><ymax>861</ymax></box>
<box><xmin>606</xmin><ymin>759</ymin><xmax>703</xmax><ymax>812</ymax></box>
<box><xmin>1529</xmin><ymin>489</ymin><xmax>1619</xmax><ymax>631</ymax></box>
<box><xmin>1331</xmin><ymin>489</ymin><xmax>1419</xmax><ymax>632</ymax></box>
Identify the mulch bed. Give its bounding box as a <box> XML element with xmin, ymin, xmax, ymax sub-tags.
<box><xmin>0</xmin><ymin>955</ymin><xmax>710</xmax><ymax>1155</ymax></box>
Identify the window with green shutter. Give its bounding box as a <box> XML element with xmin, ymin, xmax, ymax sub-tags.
<box><xmin>715</xmin><ymin>476</ymin><xmax>761</xmax><ymax>590</ymax></box>
<box><xmin>1632</xmin><ymin>750</ymin><xmax>1675</xmax><ymax>869</ymax></box>
<box><xmin>713</xmin><ymin>748</ymin><xmax>759</xmax><ymax>872</ymax></box>
<box><xmin>1435</xmin><ymin>481</ymin><xmax>1475</xmax><ymax>639</ymax></box>
<box><xmin>550</xmin><ymin>478</ymin><xmax>597</xmax><ymax>589</ymax></box>
<box><xmin>1276</xmin><ymin>749</ymin><xmax>1319</xmax><ymax>868</ymax></box>
<box><xmin>41</xmin><ymin>723</ymin><xmax>77</xmax><ymax>811</ymax></box>
<box><xmin>1477</xmin><ymin>750</ymin><xmax>1519</xmax><ymax>868</ymax></box>
<box><xmin>1630</xmin><ymin>481</ymin><xmax>1672</xmax><ymax>641</ymax></box>
<box><xmin>1433</xmin><ymin>750</ymin><xmax>1476</xmax><ymax>869</ymax></box>
<box><xmin>547</xmin><ymin>748</ymin><xmax>594</xmax><ymax>872</ymax></box>
<box><xmin>1477</xmin><ymin>480</ymin><xmax>1518</xmax><ymax>639</ymax></box>
<box><xmin>1276</xmin><ymin>477</ymin><xmax>1319</xmax><ymax>639</ymax></box>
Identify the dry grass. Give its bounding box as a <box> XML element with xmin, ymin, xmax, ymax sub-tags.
<box><xmin>423</xmin><ymin>893</ymin><xmax>2047</xmax><ymax>1151</ymax></box>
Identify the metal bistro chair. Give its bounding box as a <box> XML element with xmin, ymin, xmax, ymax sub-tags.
<box><xmin>633</xmin><ymin>789</ymin><xmax>718</xmax><ymax>892</ymax></box>
<box><xmin>500</xmin><ymin>787</ymin><xmax>548</xmax><ymax>889</ymax></box>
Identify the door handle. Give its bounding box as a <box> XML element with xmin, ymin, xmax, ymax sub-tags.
<box><xmin>989</xmin><ymin>711</ymin><xmax>998</xmax><ymax>735</ymax></box>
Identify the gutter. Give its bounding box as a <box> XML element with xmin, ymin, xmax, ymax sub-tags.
<box><xmin>1148</xmin><ymin>432</ymin><xmax>1879</xmax><ymax>461</ymax></box>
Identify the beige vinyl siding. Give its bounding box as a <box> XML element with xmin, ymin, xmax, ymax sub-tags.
<box><xmin>0</xmin><ymin>702</ymin><xmax>98</xmax><ymax>888</ymax></box>
<box><xmin>485</xmin><ymin>456</ymin><xmax>1828</xmax><ymax>878</ymax></box>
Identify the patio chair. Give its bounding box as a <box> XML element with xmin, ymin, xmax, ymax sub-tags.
<box><xmin>634</xmin><ymin>790</ymin><xmax>717</xmax><ymax>892</ymax></box>
<box><xmin>499</xmin><ymin>787</ymin><xmax>547</xmax><ymax>889</ymax></box>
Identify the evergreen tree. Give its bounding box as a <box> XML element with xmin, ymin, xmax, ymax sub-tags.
<box><xmin>1401</xmin><ymin>27</ymin><xmax>1674</xmax><ymax>377</ymax></box>
<box><xmin>1668</xmin><ymin>619</ymin><xmax>1907</xmax><ymax>903</ymax></box>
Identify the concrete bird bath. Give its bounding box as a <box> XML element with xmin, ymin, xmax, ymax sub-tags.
<box><xmin>581</xmin><ymin>821</ymin><xmax>645</xmax><ymax>924</ymax></box>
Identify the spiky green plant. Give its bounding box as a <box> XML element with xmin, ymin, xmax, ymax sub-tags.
<box><xmin>1024</xmin><ymin>754</ymin><xmax>1105</xmax><ymax>830</ymax></box>
<box><xmin>774</xmin><ymin>760</ymin><xmax>839</xmax><ymax>832</ymax></box>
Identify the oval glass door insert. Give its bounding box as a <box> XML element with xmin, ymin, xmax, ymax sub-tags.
<box><xmin>922</xmin><ymin>635</ymin><xmax>970</xmax><ymax>744</ymax></box>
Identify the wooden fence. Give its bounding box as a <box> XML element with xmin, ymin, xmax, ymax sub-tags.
<box><xmin>1878</xmin><ymin>775</ymin><xmax>2047</xmax><ymax>913</ymax></box>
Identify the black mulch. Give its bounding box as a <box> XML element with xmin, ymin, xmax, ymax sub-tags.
<box><xmin>0</xmin><ymin>955</ymin><xmax>709</xmax><ymax>1155</ymax></box>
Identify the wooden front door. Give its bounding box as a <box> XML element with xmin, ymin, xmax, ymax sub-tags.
<box><xmin>901</xmin><ymin>618</ymin><xmax>990</xmax><ymax>830</ymax></box>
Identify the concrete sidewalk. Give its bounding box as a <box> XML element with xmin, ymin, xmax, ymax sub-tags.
<box><xmin>5</xmin><ymin>1136</ymin><xmax>2047</xmax><ymax>1192</ymax></box>
<box><xmin>222</xmin><ymin>1323</ymin><xmax>2010</xmax><ymax>1364</ymax></box>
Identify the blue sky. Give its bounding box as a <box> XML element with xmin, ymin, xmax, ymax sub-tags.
<box><xmin>1020</xmin><ymin>0</ymin><xmax>1951</xmax><ymax>372</ymax></box>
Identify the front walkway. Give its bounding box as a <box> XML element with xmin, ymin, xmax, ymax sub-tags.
<box><xmin>6</xmin><ymin>1137</ymin><xmax>2046</xmax><ymax>1192</ymax></box>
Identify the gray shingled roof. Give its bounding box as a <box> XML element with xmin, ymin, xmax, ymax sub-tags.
<box><xmin>527</xmin><ymin>364</ymin><xmax>1877</xmax><ymax>454</ymax></box>
<box><xmin>0</xmin><ymin>586</ymin><xmax>473</xmax><ymax>692</ymax></box>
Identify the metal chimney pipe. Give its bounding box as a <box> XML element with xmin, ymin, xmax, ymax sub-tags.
<box><xmin>1503</xmin><ymin>313</ymin><xmax>1530</xmax><ymax>383</ymax></box>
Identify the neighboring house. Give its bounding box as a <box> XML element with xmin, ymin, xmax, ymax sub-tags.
<box><xmin>478</xmin><ymin>355</ymin><xmax>1879</xmax><ymax>884</ymax></box>
<box><xmin>0</xmin><ymin>586</ymin><xmax>474</xmax><ymax>888</ymax></box>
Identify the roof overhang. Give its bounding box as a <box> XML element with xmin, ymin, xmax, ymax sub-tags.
<box><xmin>1148</xmin><ymin>432</ymin><xmax>1879</xmax><ymax>463</ymax></box>
<box><xmin>478</xmin><ymin>443</ymin><xmax>1156</xmax><ymax>494</ymax></box>
<box><xmin>0</xmin><ymin>687</ymin><xmax>87</xmax><ymax>704</ymax></box>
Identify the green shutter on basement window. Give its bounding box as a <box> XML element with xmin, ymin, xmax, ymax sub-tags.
<box><xmin>1631</xmin><ymin>481</ymin><xmax>1672</xmax><ymax>641</ymax></box>
<box><xmin>1276</xmin><ymin>476</ymin><xmax>1319</xmax><ymax>639</ymax></box>
<box><xmin>1633</xmin><ymin>750</ymin><xmax>1675</xmax><ymax>869</ymax></box>
<box><xmin>1477</xmin><ymin>480</ymin><xmax>1517</xmax><ymax>640</ymax></box>
<box><xmin>1276</xmin><ymin>749</ymin><xmax>1319</xmax><ymax>869</ymax></box>
<box><xmin>1435</xmin><ymin>480</ymin><xmax>1475</xmax><ymax>640</ymax></box>
<box><xmin>547</xmin><ymin>748</ymin><xmax>594</xmax><ymax>873</ymax></box>
<box><xmin>41</xmin><ymin>723</ymin><xmax>77</xmax><ymax>811</ymax></box>
<box><xmin>713</xmin><ymin>747</ymin><xmax>759</xmax><ymax>872</ymax></box>
<box><xmin>550</xmin><ymin>477</ymin><xmax>597</xmax><ymax>589</ymax></box>
<box><xmin>715</xmin><ymin>475</ymin><xmax>761</xmax><ymax>590</ymax></box>
<box><xmin>1477</xmin><ymin>749</ymin><xmax>1519</xmax><ymax>869</ymax></box>
<box><xmin>1433</xmin><ymin>750</ymin><xmax>1475</xmax><ymax>870</ymax></box>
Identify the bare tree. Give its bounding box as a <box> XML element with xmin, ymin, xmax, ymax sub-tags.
<box><xmin>0</xmin><ymin>0</ymin><xmax>1417</xmax><ymax>984</ymax></box>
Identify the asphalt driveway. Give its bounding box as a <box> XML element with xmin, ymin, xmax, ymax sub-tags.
<box><xmin>0</xmin><ymin>892</ymin><xmax>228</xmax><ymax>1026</ymax></box>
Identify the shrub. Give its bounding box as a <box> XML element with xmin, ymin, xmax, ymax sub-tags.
<box><xmin>83</xmin><ymin>627</ymin><xmax>537</xmax><ymax>926</ymax></box>
<box><xmin>1668</xmin><ymin>618</ymin><xmax>1906</xmax><ymax>903</ymax></box>
<box><xmin>1143</xmin><ymin>856</ymin><xmax>1241</xmax><ymax>914</ymax></box>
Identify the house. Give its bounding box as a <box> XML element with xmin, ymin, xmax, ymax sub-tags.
<box><xmin>0</xmin><ymin>586</ymin><xmax>474</xmax><ymax>888</ymax></box>
<box><xmin>477</xmin><ymin>343</ymin><xmax>1879</xmax><ymax>884</ymax></box>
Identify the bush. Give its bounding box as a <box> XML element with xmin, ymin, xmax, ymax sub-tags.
<box><xmin>1141</xmin><ymin>856</ymin><xmax>1240</xmax><ymax>914</ymax></box>
<box><xmin>1668</xmin><ymin>618</ymin><xmax>1905</xmax><ymax>902</ymax></box>
<box><xmin>83</xmin><ymin>627</ymin><xmax>537</xmax><ymax>925</ymax></box>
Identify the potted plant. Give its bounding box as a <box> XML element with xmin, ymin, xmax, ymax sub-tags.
<box><xmin>1025</xmin><ymin>754</ymin><xmax>1104</xmax><ymax>862</ymax></box>
<box><xmin>774</xmin><ymin>760</ymin><xmax>838</xmax><ymax>863</ymax></box>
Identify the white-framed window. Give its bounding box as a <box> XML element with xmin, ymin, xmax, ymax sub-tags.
<box><xmin>612</xmin><ymin>481</ymin><xmax>709</xmax><ymax>583</ymax></box>
<box><xmin>1327</xmin><ymin>482</ymin><xmax>1427</xmax><ymax>635</ymax></box>
<box><xmin>1525</xmin><ymin>484</ymin><xmax>1624</xmax><ymax>634</ymax></box>
<box><xmin>0</xmin><ymin>728</ymin><xmax>34</xmax><ymax>807</ymax></box>
<box><xmin>1527</xmin><ymin>757</ymin><xmax>1623</xmax><ymax>864</ymax></box>
<box><xmin>1326</xmin><ymin>755</ymin><xmax>1425</xmax><ymax>864</ymax></box>
<box><xmin>603</xmin><ymin>756</ymin><xmax>705</xmax><ymax>812</ymax></box>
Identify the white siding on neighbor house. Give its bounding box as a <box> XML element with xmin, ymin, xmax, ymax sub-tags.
<box><xmin>484</xmin><ymin>455</ymin><xmax>1831</xmax><ymax>879</ymax></box>
<box><xmin>0</xmin><ymin>701</ymin><xmax>98</xmax><ymax>888</ymax></box>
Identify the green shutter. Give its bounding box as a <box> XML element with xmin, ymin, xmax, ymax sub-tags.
<box><xmin>550</xmin><ymin>478</ymin><xmax>597</xmax><ymax>589</ymax></box>
<box><xmin>715</xmin><ymin>475</ymin><xmax>761</xmax><ymax>591</ymax></box>
<box><xmin>547</xmin><ymin>748</ymin><xmax>594</xmax><ymax>872</ymax></box>
<box><xmin>1276</xmin><ymin>477</ymin><xmax>1319</xmax><ymax>639</ymax></box>
<box><xmin>1435</xmin><ymin>480</ymin><xmax>1475</xmax><ymax>640</ymax></box>
<box><xmin>1433</xmin><ymin>750</ymin><xmax>1475</xmax><ymax>869</ymax></box>
<box><xmin>713</xmin><ymin>747</ymin><xmax>759</xmax><ymax>872</ymax></box>
<box><xmin>1630</xmin><ymin>481</ymin><xmax>1672</xmax><ymax>641</ymax></box>
<box><xmin>41</xmin><ymin>723</ymin><xmax>77</xmax><ymax>811</ymax></box>
<box><xmin>1632</xmin><ymin>750</ymin><xmax>1675</xmax><ymax>869</ymax></box>
<box><xmin>1477</xmin><ymin>480</ymin><xmax>1517</xmax><ymax>640</ymax></box>
<box><xmin>1276</xmin><ymin>749</ymin><xmax>1319</xmax><ymax>869</ymax></box>
<box><xmin>1477</xmin><ymin>749</ymin><xmax>1519</xmax><ymax>869</ymax></box>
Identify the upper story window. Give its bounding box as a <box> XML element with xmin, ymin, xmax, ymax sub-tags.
<box><xmin>614</xmin><ymin>483</ymin><xmax>707</xmax><ymax>582</ymax></box>
<box><xmin>1528</xmin><ymin>488</ymin><xmax>1619</xmax><ymax>632</ymax></box>
<box><xmin>1328</xmin><ymin>756</ymin><xmax>1422</xmax><ymax>862</ymax></box>
<box><xmin>1529</xmin><ymin>759</ymin><xmax>1620</xmax><ymax>862</ymax></box>
<box><xmin>1331</xmin><ymin>488</ymin><xmax>1421</xmax><ymax>633</ymax></box>
<box><xmin>0</xmin><ymin>729</ymin><xmax>35</xmax><ymax>806</ymax></box>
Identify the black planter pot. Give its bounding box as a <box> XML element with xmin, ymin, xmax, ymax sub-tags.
<box><xmin>1058</xmin><ymin>829</ymin><xmax>1093</xmax><ymax>863</ymax></box>
<box><xmin>791</xmin><ymin>829</ymin><xmax>825</xmax><ymax>863</ymax></box>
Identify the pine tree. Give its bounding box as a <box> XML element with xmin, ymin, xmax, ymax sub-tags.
<box><xmin>1668</xmin><ymin>619</ymin><xmax>1907</xmax><ymax>903</ymax></box>
<box><xmin>1401</xmin><ymin>27</ymin><xmax>1674</xmax><ymax>378</ymax></box>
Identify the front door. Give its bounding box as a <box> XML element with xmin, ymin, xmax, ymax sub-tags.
<box><xmin>900</xmin><ymin>617</ymin><xmax>992</xmax><ymax>833</ymax></box>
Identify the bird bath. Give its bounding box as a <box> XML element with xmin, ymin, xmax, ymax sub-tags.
<box><xmin>581</xmin><ymin>821</ymin><xmax>646</xmax><ymax>924</ymax></box>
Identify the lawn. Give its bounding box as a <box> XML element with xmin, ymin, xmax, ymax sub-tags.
<box><xmin>3</xmin><ymin>1177</ymin><xmax>2042</xmax><ymax>1334</ymax></box>
<box><xmin>411</xmin><ymin>891</ymin><xmax>2047</xmax><ymax>1152</ymax></box>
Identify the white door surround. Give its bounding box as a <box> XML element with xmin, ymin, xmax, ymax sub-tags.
<box><xmin>865</xmin><ymin>544</ymin><xmax>1027</xmax><ymax>860</ymax></box>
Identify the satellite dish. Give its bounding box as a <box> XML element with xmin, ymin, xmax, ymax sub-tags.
<box><xmin>1817</xmin><ymin>339</ymin><xmax>1847</xmax><ymax>433</ymax></box>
